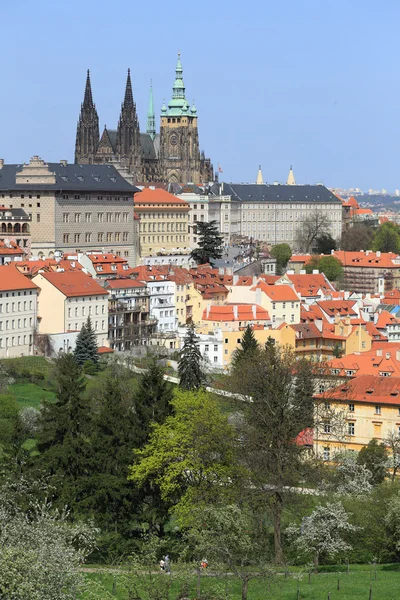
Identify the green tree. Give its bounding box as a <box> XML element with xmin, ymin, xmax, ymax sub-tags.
<box><xmin>315</xmin><ymin>233</ymin><xmax>337</xmax><ymax>254</ymax></box>
<box><xmin>190</xmin><ymin>221</ymin><xmax>223</xmax><ymax>265</ymax></box>
<box><xmin>305</xmin><ymin>255</ymin><xmax>344</xmax><ymax>281</ymax></box>
<box><xmin>129</xmin><ymin>390</ymin><xmax>238</xmax><ymax>520</ymax></box>
<box><xmin>134</xmin><ymin>358</ymin><xmax>173</xmax><ymax>440</ymax></box>
<box><xmin>357</xmin><ymin>438</ymin><xmax>388</xmax><ymax>485</ymax></box>
<box><xmin>36</xmin><ymin>354</ymin><xmax>92</xmax><ymax>512</ymax></box>
<box><xmin>231</xmin><ymin>325</ymin><xmax>259</xmax><ymax>369</ymax></box>
<box><xmin>231</xmin><ymin>344</ymin><xmax>315</xmax><ymax>564</ymax></box>
<box><xmin>332</xmin><ymin>343</ymin><xmax>344</xmax><ymax>358</ymax></box>
<box><xmin>74</xmin><ymin>316</ymin><xmax>99</xmax><ymax>368</ymax></box>
<box><xmin>340</xmin><ymin>223</ymin><xmax>375</xmax><ymax>251</ymax></box>
<box><xmin>178</xmin><ymin>326</ymin><xmax>204</xmax><ymax>391</ymax></box>
<box><xmin>371</xmin><ymin>222</ymin><xmax>400</xmax><ymax>253</ymax></box>
<box><xmin>270</xmin><ymin>243</ymin><xmax>292</xmax><ymax>275</ymax></box>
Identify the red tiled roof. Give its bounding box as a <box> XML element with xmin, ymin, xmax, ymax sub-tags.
<box><xmin>251</xmin><ymin>281</ymin><xmax>299</xmax><ymax>302</ymax></box>
<box><xmin>0</xmin><ymin>265</ymin><xmax>38</xmax><ymax>291</ymax></box>
<box><xmin>87</xmin><ymin>253</ymin><xmax>128</xmax><ymax>264</ymax></box>
<box><xmin>333</xmin><ymin>250</ymin><xmax>399</xmax><ymax>269</ymax></box>
<box><xmin>98</xmin><ymin>346</ymin><xmax>114</xmax><ymax>354</ymax></box>
<box><xmin>135</xmin><ymin>188</ymin><xmax>190</xmax><ymax>209</ymax></box>
<box><xmin>286</xmin><ymin>273</ymin><xmax>335</xmax><ymax>297</ymax></box>
<box><xmin>202</xmin><ymin>304</ymin><xmax>270</xmax><ymax>322</ymax></box>
<box><xmin>316</xmin><ymin>300</ymin><xmax>358</xmax><ymax>317</ymax></box>
<box><xmin>288</xmin><ymin>254</ymin><xmax>313</xmax><ymax>264</ymax></box>
<box><xmin>0</xmin><ymin>241</ymin><xmax>25</xmax><ymax>256</ymax></box>
<box><xmin>296</xmin><ymin>427</ymin><xmax>313</xmax><ymax>447</ymax></box>
<box><xmin>375</xmin><ymin>310</ymin><xmax>400</xmax><ymax>329</ymax></box>
<box><xmin>37</xmin><ymin>271</ymin><xmax>108</xmax><ymax>297</ymax></box>
<box><xmin>317</xmin><ymin>374</ymin><xmax>400</xmax><ymax>405</ymax></box>
<box><xmin>104</xmin><ymin>278</ymin><xmax>146</xmax><ymax>289</ymax></box>
<box><xmin>14</xmin><ymin>258</ymin><xmax>84</xmax><ymax>277</ymax></box>
<box><xmin>327</xmin><ymin>349</ymin><xmax>400</xmax><ymax>377</ymax></box>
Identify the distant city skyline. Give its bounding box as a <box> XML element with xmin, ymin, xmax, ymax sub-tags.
<box><xmin>1</xmin><ymin>0</ymin><xmax>400</xmax><ymax>190</ymax></box>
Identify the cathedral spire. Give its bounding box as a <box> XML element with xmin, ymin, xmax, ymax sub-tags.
<box><xmin>75</xmin><ymin>69</ymin><xmax>99</xmax><ymax>164</ymax></box>
<box><xmin>256</xmin><ymin>165</ymin><xmax>264</xmax><ymax>185</ymax></box>
<box><xmin>83</xmin><ymin>69</ymin><xmax>94</xmax><ymax>107</ymax></box>
<box><xmin>123</xmin><ymin>68</ymin><xmax>134</xmax><ymax>108</ymax></box>
<box><xmin>147</xmin><ymin>80</ymin><xmax>156</xmax><ymax>141</ymax></box>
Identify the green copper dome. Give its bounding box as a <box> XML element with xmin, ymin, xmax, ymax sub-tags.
<box><xmin>164</xmin><ymin>53</ymin><xmax>196</xmax><ymax>117</ymax></box>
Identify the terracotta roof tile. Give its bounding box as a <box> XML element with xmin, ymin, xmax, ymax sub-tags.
<box><xmin>37</xmin><ymin>271</ymin><xmax>108</xmax><ymax>297</ymax></box>
<box><xmin>0</xmin><ymin>265</ymin><xmax>38</xmax><ymax>291</ymax></box>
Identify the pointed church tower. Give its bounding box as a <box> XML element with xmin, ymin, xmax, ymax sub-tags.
<box><xmin>256</xmin><ymin>165</ymin><xmax>264</xmax><ymax>184</ymax></box>
<box><xmin>146</xmin><ymin>80</ymin><xmax>156</xmax><ymax>141</ymax></box>
<box><xmin>286</xmin><ymin>165</ymin><xmax>296</xmax><ymax>185</ymax></box>
<box><xmin>75</xmin><ymin>70</ymin><xmax>100</xmax><ymax>164</ymax></box>
<box><xmin>116</xmin><ymin>69</ymin><xmax>142</xmax><ymax>181</ymax></box>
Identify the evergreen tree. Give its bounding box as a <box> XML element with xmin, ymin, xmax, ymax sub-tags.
<box><xmin>231</xmin><ymin>325</ymin><xmax>259</xmax><ymax>369</ymax></box>
<box><xmin>178</xmin><ymin>326</ymin><xmax>204</xmax><ymax>391</ymax></box>
<box><xmin>36</xmin><ymin>354</ymin><xmax>91</xmax><ymax>512</ymax></box>
<box><xmin>134</xmin><ymin>358</ymin><xmax>173</xmax><ymax>443</ymax></box>
<box><xmin>74</xmin><ymin>317</ymin><xmax>99</xmax><ymax>367</ymax></box>
<box><xmin>190</xmin><ymin>221</ymin><xmax>223</xmax><ymax>265</ymax></box>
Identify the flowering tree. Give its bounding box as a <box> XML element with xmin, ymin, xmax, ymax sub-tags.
<box><xmin>287</xmin><ymin>502</ymin><xmax>357</xmax><ymax>572</ymax></box>
<box><xmin>332</xmin><ymin>454</ymin><xmax>373</xmax><ymax>497</ymax></box>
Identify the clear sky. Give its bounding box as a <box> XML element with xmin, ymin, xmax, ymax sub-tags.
<box><xmin>1</xmin><ymin>0</ymin><xmax>399</xmax><ymax>190</ymax></box>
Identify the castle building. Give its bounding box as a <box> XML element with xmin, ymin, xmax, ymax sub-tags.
<box><xmin>75</xmin><ymin>55</ymin><xmax>214</xmax><ymax>185</ymax></box>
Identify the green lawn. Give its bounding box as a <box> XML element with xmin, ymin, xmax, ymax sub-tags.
<box><xmin>9</xmin><ymin>382</ymin><xmax>56</xmax><ymax>409</ymax></box>
<box><xmin>2</xmin><ymin>355</ymin><xmax>53</xmax><ymax>375</ymax></box>
<box><xmin>81</xmin><ymin>565</ymin><xmax>400</xmax><ymax>599</ymax></box>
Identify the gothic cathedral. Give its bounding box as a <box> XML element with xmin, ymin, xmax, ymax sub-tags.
<box><xmin>74</xmin><ymin>55</ymin><xmax>214</xmax><ymax>185</ymax></box>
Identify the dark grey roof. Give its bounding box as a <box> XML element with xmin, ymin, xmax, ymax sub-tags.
<box><xmin>220</xmin><ymin>183</ymin><xmax>341</xmax><ymax>204</ymax></box>
<box><xmin>0</xmin><ymin>163</ymin><xmax>138</xmax><ymax>193</ymax></box>
<box><xmin>106</xmin><ymin>129</ymin><xmax>117</xmax><ymax>153</ymax></box>
<box><xmin>140</xmin><ymin>133</ymin><xmax>157</xmax><ymax>160</ymax></box>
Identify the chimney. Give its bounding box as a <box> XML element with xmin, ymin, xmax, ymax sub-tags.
<box><xmin>315</xmin><ymin>318</ymin><xmax>323</xmax><ymax>332</ymax></box>
<box><xmin>233</xmin><ymin>305</ymin><xmax>238</xmax><ymax>319</ymax></box>
<box><xmin>312</xmin><ymin>269</ymin><xmax>319</xmax><ymax>274</ymax></box>
<box><xmin>60</xmin><ymin>159</ymin><xmax>68</xmax><ymax>166</ymax></box>
<box><xmin>386</xmin><ymin>352</ymin><xmax>391</xmax><ymax>360</ymax></box>
<box><xmin>366</xmin><ymin>250</ymin><xmax>371</xmax><ymax>255</ymax></box>
<box><xmin>376</xmin><ymin>349</ymin><xmax>383</xmax><ymax>356</ymax></box>
<box><xmin>233</xmin><ymin>275</ymin><xmax>239</xmax><ymax>285</ymax></box>
<box><xmin>252</xmin><ymin>275</ymin><xmax>257</xmax><ymax>286</ymax></box>
<box><xmin>0</xmin><ymin>159</ymin><xmax>4</xmax><ymax>169</ymax></box>
<box><xmin>300</xmin><ymin>269</ymin><xmax>306</xmax><ymax>275</ymax></box>
<box><xmin>286</xmin><ymin>269</ymin><xmax>295</xmax><ymax>274</ymax></box>
<box><xmin>376</xmin><ymin>251</ymin><xmax>381</xmax><ymax>257</ymax></box>
<box><xmin>252</xmin><ymin>305</ymin><xmax>257</xmax><ymax>319</ymax></box>
<box><xmin>206</xmin><ymin>304</ymin><xmax>211</xmax><ymax>318</ymax></box>
<box><xmin>396</xmin><ymin>350</ymin><xmax>400</xmax><ymax>362</ymax></box>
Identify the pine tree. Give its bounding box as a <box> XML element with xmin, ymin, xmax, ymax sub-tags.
<box><xmin>36</xmin><ymin>354</ymin><xmax>91</xmax><ymax>512</ymax></box>
<box><xmin>231</xmin><ymin>325</ymin><xmax>259</xmax><ymax>369</ymax></box>
<box><xmin>190</xmin><ymin>221</ymin><xmax>224</xmax><ymax>265</ymax></box>
<box><xmin>134</xmin><ymin>358</ymin><xmax>173</xmax><ymax>443</ymax></box>
<box><xmin>178</xmin><ymin>326</ymin><xmax>204</xmax><ymax>391</ymax></box>
<box><xmin>74</xmin><ymin>317</ymin><xmax>99</xmax><ymax>367</ymax></box>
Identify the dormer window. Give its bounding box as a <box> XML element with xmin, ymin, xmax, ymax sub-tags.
<box><xmin>97</xmin><ymin>266</ymin><xmax>103</xmax><ymax>272</ymax></box>
<box><xmin>111</xmin><ymin>265</ymin><xmax>117</xmax><ymax>271</ymax></box>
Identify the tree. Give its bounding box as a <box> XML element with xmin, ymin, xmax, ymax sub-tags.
<box><xmin>315</xmin><ymin>233</ymin><xmax>337</xmax><ymax>254</ymax></box>
<box><xmin>185</xmin><ymin>505</ymin><xmax>274</xmax><ymax>600</ymax></box>
<box><xmin>0</xmin><ymin>484</ymin><xmax>99</xmax><ymax>600</ymax></box>
<box><xmin>332</xmin><ymin>343</ymin><xmax>344</xmax><ymax>358</ymax></box>
<box><xmin>384</xmin><ymin>495</ymin><xmax>400</xmax><ymax>551</ymax></box>
<box><xmin>357</xmin><ymin>438</ymin><xmax>388</xmax><ymax>485</ymax></box>
<box><xmin>0</xmin><ymin>361</ymin><xmax>14</xmax><ymax>393</ymax></box>
<box><xmin>296</xmin><ymin>210</ymin><xmax>331</xmax><ymax>253</ymax></box>
<box><xmin>74</xmin><ymin>316</ymin><xmax>99</xmax><ymax>368</ymax></box>
<box><xmin>190</xmin><ymin>221</ymin><xmax>223</xmax><ymax>265</ymax></box>
<box><xmin>270</xmin><ymin>243</ymin><xmax>292</xmax><ymax>275</ymax></box>
<box><xmin>340</xmin><ymin>223</ymin><xmax>374</xmax><ymax>252</ymax></box>
<box><xmin>384</xmin><ymin>431</ymin><xmax>400</xmax><ymax>481</ymax></box>
<box><xmin>134</xmin><ymin>358</ymin><xmax>173</xmax><ymax>439</ymax></box>
<box><xmin>305</xmin><ymin>255</ymin><xmax>344</xmax><ymax>281</ymax></box>
<box><xmin>231</xmin><ymin>344</ymin><xmax>315</xmax><ymax>564</ymax></box>
<box><xmin>178</xmin><ymin>325</ymin><xmax>204</xmax><ymax>391</ymax></box>
<box><xmin>287</xmin><ymin>502</ymin><xmax>357</xmax><ymax>572</ymax></box>
<box><xmin>231</xmin><ymin>325</ymin><xmax>259</xmax><ymax>369</ymax></box>
<box><xmin>129</xmin><ymin>390</ymin><xmax>238</xmax><ymax>521</ymax></box>
<box><xmin>36</xmin><ymin>354</ymin><xmax>92</xmax><ymax>512</ymax></box>
<box><xmin>326</xmin><ymin>454</ymin><xmax>373</xmax><ymax>497</ymax></box>
<box><xmin>371</xmin><ymin>222</ymin><xmax>400</xmax><ymax>254</ymax></box>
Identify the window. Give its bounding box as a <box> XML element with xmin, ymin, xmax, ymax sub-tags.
<box><xmin>36</xmin><ymin>213</ymin><xmax>40</xmax><ymax>222</ymax></box>
<box><xmin>214</xmin><ymin>344</ymin><xmax>218</xmax><ymax>352</ymax></box>
<box><xmin>106</xmin><ymin>233</ymin><xmax>112</xmax><ymax>242</ymax></box>
<box><xmin>323</xmin><ymin>446</ymin><xmax>330</xmax><ymax>461</ymax></box>
<box><xmin>85</xmin><ymin>213</ymin><xmax>91</xmax><ymax>223</ymax></box>
<box><xmin>205</xmin><ymin>344</ymin><xmax>209</xmax><ymax>352</ymax></box>
<box><xmin>348</xmin><ymin>403</ymin><xmax>355</xmax><ymax>412</ymax></box>
<box><xmin>74</xmin><ymin>233</ymin><xmax>80</xmax><ymax>243</ymax></box>
<box><xmin>63</xmin><ymin>213</ymin><xmax>69</xmax><ymax>223</ymax></box>
<box><xmin>348</xmin><ymin>422</ymin><xmax>355</xmax><ymax>436</ymax></box>
<box><xmin>123</xmin><ymin>232</ymin><xmax>128</xmax><ymax>241</ymax></box>
<box><xmin>375</xmin><ymin>405</ymin><xmax>381</xmax><ymax>415</ymax></box>
<box><xmin>74</xmin><ymin>213</ymin><xmax>81</xmax><ymax>223</ymax></box>
<box><xmin>323</xmin><ymin>422</ymin><xmax>331</xmax><ymax>434</ymax></box>
<box><xmin>85</xmin><ymin>233</ymin><xmax>91</xmax><ymax>242</ymax></box>
<box><xmin>98</xmin><ymin>232</ymin><xmax>103</xmax><ymax>242</ymax></box>
<box><xmin>324</xmin><ymin>402</ymin><xmax>330</xmax><ymax>410</ymax></box>
<box><xmin>63</xmin><ymin>233</ymin><xmax>70</xmax><ymax>243</ymax></box>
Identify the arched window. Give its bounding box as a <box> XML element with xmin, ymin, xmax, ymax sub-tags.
<box><xmin>14</xmin><ymin>223</ymin><xmax>21</xmax><ymax>233</ymax></box>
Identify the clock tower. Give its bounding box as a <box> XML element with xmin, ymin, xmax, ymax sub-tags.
<box><xmin>159</xmin><ymin>54</ymin><xmax>212</xmax><ymax>184</ymax></box>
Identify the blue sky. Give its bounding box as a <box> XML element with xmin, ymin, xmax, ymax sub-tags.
<box><xmin>1</xmin><ymin>0</ymin><xmax>399</xmax><ymax>190</ymax></box>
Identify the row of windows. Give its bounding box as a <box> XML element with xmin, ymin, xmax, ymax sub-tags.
<box><xmin>0</xmin><ymin>317</ymin><xmax>34</xmax><ymax>330</ymax></box>
<box><xmin>2</xmin><ymin>194</ymin><xmax>41</xmax><ymax>199</ymax></box>
<box><xmin>243</xmin><ymin>204</ymin><xmax>341</xmax><ymax>211</ymax></box>
<box><xmin>0</xmin><ymin>301</ymin><xmax>34</xmax><ymax>313</ymax></box>
<box><xmin>0</xmin><ymin>334</ymin><xmax>32</xmax><ymax>348</ymax></box>
<box><xmin>192</xmin><ymin>204</ymin><xmax>205</xmax><ymax>210</ymax></box>
<box><xmin>142</xmin><ymin>222</ymin><xmax>186</xmax><ymax>232</ymax></box>
<box><xmin>61</xmin><ymin>195</ymin><xmax>130</xmax><ymax>202</ymax></box>
<box><xmin>0</xmin><ymin>291</ymin><xmax>34</xmax><ymax>298</ymax></box>
<box><xmin>146</xmin><ymin>235</ymin><xmax>187</xmax><ymax>244</ymax></box>
<box><xmin>159</xmin><ymin>310</ymin><xmax>174</xmax><ymax>318</ymax></box>
<box><xmin>63</xmin><ymin>232</ymin><xmax>129</xmax><ymax>243</ymax></box>
<box><xmin>63</xmin><ymin>212</ymin><xmax>130</xmax><ymax>223</ymax></box>
<box><xmin>68</xmin><ymin>321</ymin><xmax>106</xmax><ymax>331</ymax></box>
<box><xmin>140</xmin><ymin>212</ymin><xmax>186</xmax><ymax>219</ymax></box>
<box><xmin>67</xmin><ymin>305</ymin><xmax>105</xmax><ymax>317</ymax></box>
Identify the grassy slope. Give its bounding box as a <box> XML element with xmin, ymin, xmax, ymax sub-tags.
<box><xmin>9</xmin><ymin>382</ymin><xmax>56</xmax><ymax>409</ymax></box>
<box><xmin>82</xmin><ymin>565</ymin><xmax>400</xmax><ymax>600</ymax></box>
